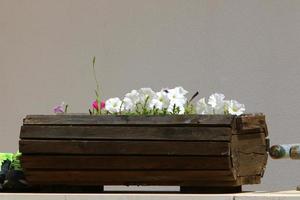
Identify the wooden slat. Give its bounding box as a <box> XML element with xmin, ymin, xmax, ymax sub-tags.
<box><xmin>21</xmin><ymin>155</ymin><xmax>231</xmax><ymax>170</ymax></box>
<box><xmin>19</xmin><ymin>140</ymin><xmax>230</xmax><ymax>156</ymax></box>
<box><xmin>22</xmin><ymin>172</ymin><xmax>262</xmax><ymax>187</ymax></box>
<box><xmin>236</xmin><ymin>114</ymin><xmax>268</xmax><ymax>135</ymax></box>
<box><xmin>25</xmin><ymin>179</ymin><xmax>241</xmax><ymax>187</ymax></box>
<box><xmin>25</xmin><ymin>172</ymin><xmax>263</xmax><ymax>187</ymax></box>
<box><xmin>231</xmin><ymin>133</ymin><xmax>268</xmax><ymax>177</ymax></box>
<box><xmin>24</xmin><ymin>170</ymin><xmax>235</xmax><ymax>185</ymax></box>
<box><xmin>232</xmin><ymin>133</ymin><xmax>267</xmax><ymax>153</ymax></box>
<box><xmin>238</xmin><ymin>176</ymin><xmax>261</xmax><ymax>185</ymax></box>
<box><xmin>20</xmin><ymin>126</ymin><xmax>231</xmax><ymax>141</ymax></box>
<box><xmin>236</xmin><ymin>154</ymin><xmax>267</xmax><ymax>177</ymax></box>
<box><xmin>23</xmin><ymin>115</ymin><xmax>234</xmax><ymax>126</ymax></box>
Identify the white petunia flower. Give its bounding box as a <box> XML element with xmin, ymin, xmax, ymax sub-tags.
<box><xmin>123</xmin><ymin>90</ymin><xmax>140</xmax><ymax>111</ymax></box>
<box><xmin>123</xmin><ymin>97</ymin><xmax>135</xmax><ymax>112</ymax></box>
<box><xmin>173</xmin><ymin>86</ymin><xmax>188</xmax><ymax>96</ymax></box>
<box><xmin>167</xmin><ymin>100</ymin><xmax>185</xmax><ymax>114</ymax></box>
<box><xmin>125</xmin><ymin>90</ymin><xmax>140</xmax><ymax>104</ymax></box>
<box><xmin>208</xmin><ymin>93</ymin><xmax>226</xmax><ymax>114</ymax></box>
<box><xmin>149</xmin><ymin>98</ymin><xmax>162</xmax><ymax>110</ymax></box>
<box><xmin>208</xmin><ymin>93</ymin><xmax>225</xmax><ymax>108</ymax></box>
<box><xmin>138</xmin><ymin>88</ymin><xmax>156</xmax><ymax>103</ymax></box>
<box><xmin>227</xmin><ymin>100</ymin><xmax>245</xmax><ymax>115</ymax></box>
<box><xmin>166</xmin><ymin>87</ymin><xmax>188</xmax><ymax>104</ymax></box>
<box><xmin>105</xmin><ymin>97</ymin><xmax>123</xmax><ymax>113</ymax></box>
<box><xmin>149</xmin><ymin>90</ymin><xmax>170</xmax><ymax>110</ymax></box>
<box><xmin>164</xmin><ymin>87</ymin><xmax>188</xmax><ymax>114</ymax></box>
<box><xmin>167</xmin><ymin>86</ymin><xmax>188</xmax><ymax>96</ymax></box>
<box><xmin>196</xmin><ymin>98</ymin><xmax>213</xmax><ymax>114</ymax></box>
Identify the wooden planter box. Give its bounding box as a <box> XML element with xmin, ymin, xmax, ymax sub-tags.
<box><xmin>19</xmin><ymin>114</ymin><xmax>269</xmax><ymax>192</ymax></box>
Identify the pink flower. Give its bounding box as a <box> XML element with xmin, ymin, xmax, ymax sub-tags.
<box><xmin>101</xmin><ymin>101</ymin><xmax>105</xmax><ymax>109</ymax></box>
<box><xmin>53</xmin><ymin>102</ymin><xmax>65</xmax><ymax>114</ymax></box>
<box><xmin>92</xmin><ymin>100</ymin><xmax>99</xmax><ymax>110</ymax></box>
<box><xmin>92</xmin><ymin>100</ymin><xmax>105</xmax><ymax>110</ymax></box>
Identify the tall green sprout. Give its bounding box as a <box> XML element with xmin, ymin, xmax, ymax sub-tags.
<box><xmin>92</xmin><ymin>56</ymin><xmax>101</xmax><ymax>114</ymax></box>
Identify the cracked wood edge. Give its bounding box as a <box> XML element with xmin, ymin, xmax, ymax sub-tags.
<box><xmin>231</xmin><ymin>115</ymin><xmax>268</xmax><ymax>184</ymax></box>
<box><xmin>236</xmin><ymin>113</ymin><xmax>269</xmax><ymax>136</ymax></box>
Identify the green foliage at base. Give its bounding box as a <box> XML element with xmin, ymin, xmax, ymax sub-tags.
<box><xmin>0</xmin><ymin>152</ymin><xmax>22</xmax><ymax>170</ymax></box>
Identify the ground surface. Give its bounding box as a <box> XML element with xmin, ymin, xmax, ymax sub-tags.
<box><xmin>1</xmin><ymin>190</ymin><xmax>300</xmax><ymax>200</ymax></box>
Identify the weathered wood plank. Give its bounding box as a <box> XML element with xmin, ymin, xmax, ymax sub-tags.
<box><xmin>18</xmin><ymin>113</ymin><xmax>268</xmax><ymax>188</ymax></box>
<box><xmin>238</xmin><ymin>176</ymin><xmax>261</xmax><ymax>185</ymax></box>
<box><xmin>23</xmin><ymin>115</ymin><xmax>235</xmax><ymax>126</ymax></box>
<box><xmin>21</xmin><ymin>155</ymin><xmax>231</xmax><ymax>170</ymax></box>
<box><xmin>24</xmin><ymin>170</ymin><xmax>235</xmax><ymax>185</ymax></box>
<box><xmin>235</xmin><ymin>154</ymin><xmax>267</xmax><ymax>177</ymax></box>
<box><xmin>20</xmin><ymin>126</ymin><xmax>231</xmax><ymax>141</ymax></box>
<box><xmin>33</xmin><ymin>185</ymin><xmax>104</xmax><ymax>193</ymax></box>
<box><xmin>25</xmin><ymin>179</ymin><xmax>241</xmax><ymax>187</ymax></box>
<box><xmin>19</xmin><ymin>140</ymin><xmax>230</xmax><ymax>156</ymax></box>
<box><xmin>236</xmin><ymin>114</ymin><xmax>268</xmax><ymax>135</ymax></box>
<box><xmin>231</xmin><ymin>133</ymin><xmax>268</xmax><ymax>177</ymax></box>
<box><xmin>233</xmin><ymin>133</ymin><xmax>267</xmax><ymax>153</ymax></box>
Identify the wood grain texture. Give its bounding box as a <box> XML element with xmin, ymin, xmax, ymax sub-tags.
<box><xmin>237</xmin><ymin>176</ymin><xmax>261</xmax><ymax>185</ymax></box>
<box><xmin>23</xmin><ymin>170</ymin><xmax>235</xmax><ymax>185</ymax></box>
<box><xmin>25</xmin><ymin>179</ymin><xmax>242</xmax><ymax>187</ymax></box>
<box><xmin>23</xmin><ymin>115</ymin><xmax>234</xmax><ymax>126</ymax></box>
<box><xmin>21</xmin><ymin>155</ymin><xmax>231</xmax><ymax>170</ymax></box>
<box><xmin>236</xmin><ymin>114</ymin><xmax>268</xmax><ymax>135</ymax></box>
<box><xmin>20</xmin><ymin>126</ymin><xmax>231</xmax><ymax>141</ymax></box>
<box><xmin>19</xmin><ymin>113</ymin><xmax>268</xmax><ymax>190</ymax></box>
<box><xmin>19</xmin><ymin>140</ymin><xmax>230</xmax><ymax>156</ymax></box>
<box><xmin>35</xmin><ymin>185</ymin><xmax>104</xmax><ymax>193</ymax></box>
<box><xmin>231</xmin><ymin>133</ymin><xmax>268</xmax><ymax>177</ymax></box>
<box><xmin>26</xmin><ymin>171</ymin><xmax>261</xmax><ymax>188</ymax></box>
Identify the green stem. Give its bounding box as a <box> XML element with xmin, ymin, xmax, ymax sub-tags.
<box><xmin>92</xmin><ymin>56</ymin><xmax>101</xmax><ymax>101</ymax></box>
<box><xmin>172</xmin><ymin>103</ymin><xmax>177</xmax><ymax>114</ymax></box>
<box><xmin>187</xmin><ymin>91</ymin><xmax>199</xmax><ymax>105</ymax></box>
<box><xmin>119</xmin><ymin>101</ymin><xmax>124</xmax><ymax>114</ymax></box>
<box><xmin>64</xmin><ymin>104</ymin><xmax>69</xmax><ymax>113</ymax></box>
<box><xmin>143</xmin><ymin>96</ymin><xmax>150</xmax><ymax>114</ymax></box>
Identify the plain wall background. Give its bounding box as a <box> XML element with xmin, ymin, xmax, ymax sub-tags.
<box><xmin>1</xmin><ymin>0</ymin><xmax>300</xmax><ymax>191</ymax></box>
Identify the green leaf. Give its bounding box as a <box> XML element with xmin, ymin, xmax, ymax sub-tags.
<box><xmin>11</xmin><ymin>152</ymin><xmax>22</xmax><ymax>171</ymax></box>
<box><xmin>0</xmin><ymin>153</ymin><xmax>13</xmax><ymax>169</ymax></box>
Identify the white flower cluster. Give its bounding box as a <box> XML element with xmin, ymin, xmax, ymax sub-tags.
<box><xmin>104</xmin><ymin>87</ymin><xmax>245</xmax><ymax>115</ymax></box>
<box><xmin>196</xmin><ymin>93</ymin><xmax>245</xmax><ymax>115</ymax></box>
<box><xmin>105</xmin><ymin>87</ymin><xmax>188</xmax><ymax>115</ymax></box>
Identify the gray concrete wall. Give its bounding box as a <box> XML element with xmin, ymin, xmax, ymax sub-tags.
<box><xmin>1</xmin><ymin>0</ymin><xmax>300</xmax><ymax>191</ymax></box>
